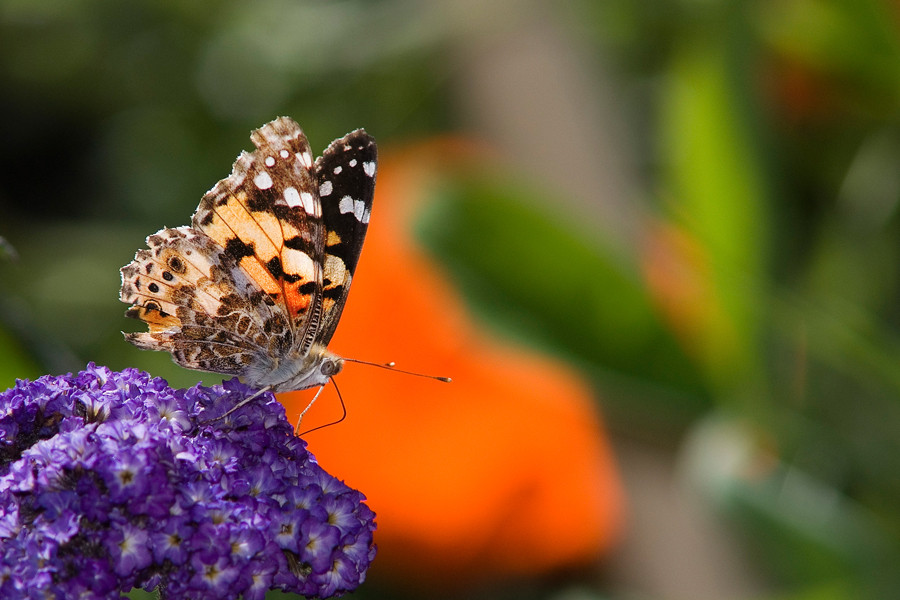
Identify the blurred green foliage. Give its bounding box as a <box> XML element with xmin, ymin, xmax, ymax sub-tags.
<box><xmin>3</xmin><ymin>0</ymin><xmax>900</xmax><ymax>598</ymax></box>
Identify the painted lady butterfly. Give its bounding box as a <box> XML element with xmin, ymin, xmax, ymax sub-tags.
<box><xmin>120</xmin><ymin>117</ymin><xmax>375</xmax><ymax>393</ymax></box>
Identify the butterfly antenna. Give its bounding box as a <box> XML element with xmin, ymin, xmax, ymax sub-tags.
<box><xmin>296</xmin><ymin>378</ymin><xmax>347</xmax><ymax>436</ymax></box>
<box><xmin>344</xmin><ymin>358</ymin><xmax>452</xmax><ymax>382</ymax></box>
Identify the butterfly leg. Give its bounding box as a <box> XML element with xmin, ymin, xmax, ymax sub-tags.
<box><xmin>295</xmin><ymin>384</ymin><xmax>326</xmax><ymax>433</ymax></box>
<box><xmin>203</xmin><ymin>385</ymin><xmax>272</xmax><ymax>424</ymax></box>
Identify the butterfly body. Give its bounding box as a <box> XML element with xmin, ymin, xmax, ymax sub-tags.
<box><xmin>243</xmin><ymin>343</ymin><xmax>343</xmax><ymax>393</ymax></box>
<box><xmin>120</xmin><ymin>117</ymin><xmax>375</xmax><ymax>392</ymax></box>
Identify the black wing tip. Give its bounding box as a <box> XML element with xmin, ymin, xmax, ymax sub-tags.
<box><xmin>329</xmin><ymin>128</ymin><xmax>376</xmax><ymax>148</ymax></box>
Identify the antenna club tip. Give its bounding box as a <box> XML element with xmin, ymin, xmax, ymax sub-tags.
<box><xmin>346</xmin><ymin>357</ymin><xmax>450</xmax><ymax>382</ymax></box>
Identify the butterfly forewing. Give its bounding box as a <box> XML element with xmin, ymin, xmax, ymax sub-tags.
<box><xmin>315</xmin><ymin>130</ymin><xmax>377</xmax><ymax>346</ymax></box>
<box><xmin>191</xmin><ymin>118</ymin><xmax>325</xmax><ymax>348</ymax></box>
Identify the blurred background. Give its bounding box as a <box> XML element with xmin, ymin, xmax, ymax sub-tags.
<box><xmin>2</xmin><ymin>0</ymin><xmax>900</xmax><ymax>598</ymax></box>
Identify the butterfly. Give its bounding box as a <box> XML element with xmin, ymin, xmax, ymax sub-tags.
<box><xmin>120</xmin><ymin>117</ymin><xmax>375</xmax><ymax>395</ymax></box>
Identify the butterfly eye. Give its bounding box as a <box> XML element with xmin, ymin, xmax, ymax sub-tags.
<box><xmin>320</xmin><ymin>359</ymin><xmax>340</xmax><ymax>377</ymax></box>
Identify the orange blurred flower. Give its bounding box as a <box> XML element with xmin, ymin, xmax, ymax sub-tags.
<box><xmin>278</xmin><ymin>139</ymin><xmax>624</xmax><ymax>590</ymax></box>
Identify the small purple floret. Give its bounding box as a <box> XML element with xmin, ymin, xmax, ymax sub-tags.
<box><xmin>0</xmin><ymin>364</ymin><xmax>376</xmax><ymax>599</ymax></box>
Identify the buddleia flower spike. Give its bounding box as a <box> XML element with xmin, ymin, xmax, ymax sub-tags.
<box><xmin>0</xmin><ymin>364</ymin><xmax>376</xmax><ymax>599</ymax></box>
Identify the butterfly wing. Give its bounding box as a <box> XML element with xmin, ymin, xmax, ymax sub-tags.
<box><xmin>119</xmin><ymin>226</ymin><xmax>289</xmax><ymax>375</ymax></box>
<box><xmin>314</xmin><ymin>129</ymin><xmax>377</xmax><ymax>346</ymax></box>
<box><xmin>190</xmin><ymin>117</ymin><xmax>326</xmax><ymax>355</ymax></box>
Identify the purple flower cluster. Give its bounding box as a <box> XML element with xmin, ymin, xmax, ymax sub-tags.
<box><xmin>0</xmin><ymin>364</ymin><xmax>376</xmax><ymax>600</ymax></box>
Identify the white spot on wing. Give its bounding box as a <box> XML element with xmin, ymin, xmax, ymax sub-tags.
<box><xmin>299</xmin><ymin>151</ymin><xmax>312</xmax><ymax>167</ymax></box>
<box><xmin>300</xmin><ymin>191</ymin><xmax>317</xmax><ymax>216</ymax></box>
<box><xmin>280</xmin><ymin>149</ymin><xmax>290</xmax><ymax>159</ymax></box>
<box><xmin>339</xmin><ymin>196</ymin><xmax>355</xmax><ymax>215</ymax></box>
<box><xmin>363</xmin><ymin>162</ymin><xmax>375</xmax><ymax>177</ymax></box>
<box><xmin>282</xmin><ymin>247</ymin><xmax>315</xmax><ymax>279</ymax></box>
<box><xmin>333</xmin><ymin>166</ymin><xmax>342</xmax><ymax>175</ymax></box>
<box><xmin>283</xmin><ymin>186</ymin><xmax>302</xmax><ymax>208</ymax></box>
<box><xmin>353</xmin><ymin>199</ymin><xmax>366</xmax><ymax>222</ymax></box>
<box><xmin>338</xmin><ymin>195</ymin><xmax>369</xmax><ymax>222</ymax></box>
<box><xmin>319</xmin><ymin>181</ymin><xmax>333</xmax><ymax>196</ymax></box>
<box><xmin>265</xmin><ymin>156</ymin><xmax>275</xmax><ymax>167</ymax></box>
<box><xmin>254</xmin><ymin>172</ymin><xmax>273</xmax><ymax>190</ymax></box>
<box><xmin>349</xmin><ymin>159</ymin><xmax>357</xmax><ymax>167</ymax></box>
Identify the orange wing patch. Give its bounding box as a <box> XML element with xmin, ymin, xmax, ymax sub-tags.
<box><xmin>124</xmin><ymin>304</ymin><xmax>179</xmax><ymax>332</ymax></box>
<box><xmin>195</xmin><ymin>192</ymin><xmax>282</xmax><ymax>293</ymax></box>
<box><xmin>281</xmin><ymin>247</ymin><xmax>318</xmax><ymax>316</ymax></box>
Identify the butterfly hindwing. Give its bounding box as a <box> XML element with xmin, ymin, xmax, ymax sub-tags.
<box><xmin>315</xmin><ymin>129</ymin><xmax>377</xmax><ymax>346</ymax></box>
<box><xmin>119</xmin><ymin>226</ymin><xmax>289</xmax><ymax>375</ymax></box>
